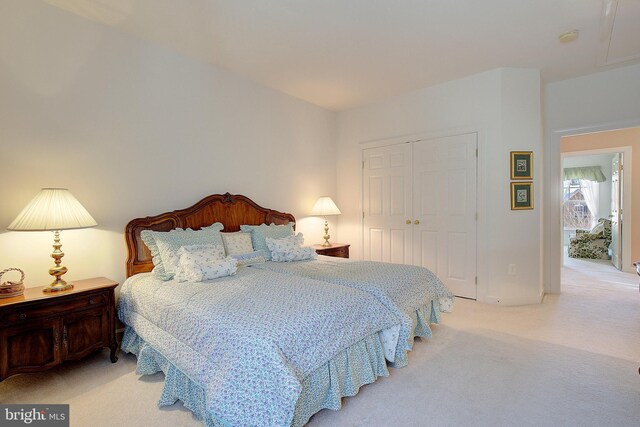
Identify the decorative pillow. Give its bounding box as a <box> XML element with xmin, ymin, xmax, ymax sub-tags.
<box><xmin>265</xmin><ymin>233</ymin><xmax>305</xmax><ymax>253</ymax></box>
<box><xmin>175</xmin><ymin>245</ymin><xmax>237</xmax><ymax>282</ymax></box>
<box><xmin>590</xmin><ymin>222</ymin><xmax>605</xmax><ymax>235</ymax></box>
<box><xmin>230</xmin><ymin>250</ymin><xmax>266</xmax><ymax>267</ymax></box>
<box><xmin>266</xmin><ymin>233</ymin><xmax>316</xmax><ymax>262</ymax></box>
<box><xmin>221</xmin><ymin>232</ymin><xmax>254</xmax><ymax>256</ymax></box>
<box><xmin>239</xmin><ymin>223</ymin><xmax>295</xmax><ymax>260</ymax></box>
<box><xmin>270</xmin><ymin>246</ymin><xmax>317</xmax><ymax>262</ymax></box>
<box><xmin>140</xmin><ymin>223</ymin><xmax>224</xmax><ymax>280</ymax></box>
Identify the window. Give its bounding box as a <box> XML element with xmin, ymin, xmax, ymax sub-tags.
<box><xmin>563</xmin><ymin>179</ymin><xmax>598</xmax><ymax>230</ymax></box>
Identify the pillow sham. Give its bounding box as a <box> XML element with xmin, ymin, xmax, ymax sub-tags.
<box><xmin>175</xmin><ymin>244</ymin><xmax>237</xmax><ymax>282</ymax></box>
<box><xmin>221</xmin><ymin>232</ymin><xmax>254</xmax><ymax>256</ymax></box>
<box><xmin>140</xmin><ymin>223</ymin><xmax>224</xmax><ymax>280</ymax></box>
<box><xmin>239</xmin><ymin>222</ymin><xmax>295</xmax><ymax>260</ymax></box>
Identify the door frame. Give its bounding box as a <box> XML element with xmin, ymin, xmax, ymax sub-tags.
<box><xmin>360</xmin><ymin>126</ymin><xmax>484</xmax><ymax>300</ymax></box>
<box><xmin>560</xmin><ymin>146</ymin><xmax>632</xmax><ymax>271</ymax></box>
<box><xmin>545</xmin><ymin>119</ymin><xmax>640</xmax><ymax>294</ymax></box>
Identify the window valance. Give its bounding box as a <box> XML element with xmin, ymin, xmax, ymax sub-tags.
<box><xmin>563</xmin><ymin>166</ymin><xmax>606</xmax><ymax>183</ymax></box>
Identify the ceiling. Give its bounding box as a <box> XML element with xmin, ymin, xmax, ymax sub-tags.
<box><xmin>42</xmin><ymin>0</ymin><xmax>640</xmax><ymax>111</ymax></box>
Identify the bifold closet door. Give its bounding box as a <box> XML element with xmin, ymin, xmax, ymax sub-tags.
<box><xmin>362</xmin><ymin>143</ymin><xmax>413</xmax><ymax>264</ymax></box>
<box><xmin>413</xmin><ymin>133</ymin><xmax>477</xmax><ymax>299</ymax></box>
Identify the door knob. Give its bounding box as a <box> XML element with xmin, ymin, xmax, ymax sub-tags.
<box><xmin>406</xmin><ymin>219</ymin><xmax>411</xmax><ymax>224</ymax></box>
<box><xmin>414</xmin><ymin>220</ymin><xmax>420</xmax><ymax>225</ymax></box>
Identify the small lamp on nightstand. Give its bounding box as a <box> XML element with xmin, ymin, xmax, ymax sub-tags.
<box><xmin>310</xmin><ymin>196</ymin><xmax>341</xmax><ymax>247</ymax></box>
<box><xmin>8</xmin><ymin>188</ymin><xmax>97</xmax><ymax>293</ymax></box>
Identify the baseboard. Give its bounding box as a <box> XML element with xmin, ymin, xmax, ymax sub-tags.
<box><xmin>484</xmin><ymin>291</ymin><xmax>544</xmax><ymax>306</ymax></box>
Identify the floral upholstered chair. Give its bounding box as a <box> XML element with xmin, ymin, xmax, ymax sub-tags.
<box><xmin>568</xmin><ymin>218</ymin><xmax>612</xmax><ymax>260</ymax></box>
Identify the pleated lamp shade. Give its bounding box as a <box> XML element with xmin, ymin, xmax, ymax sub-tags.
<box><xmin>8</xmin><ymin>188</ymin><xmax>97</xmax><ymax>231</ymax></box>
<box><xmin>310</xmin><ymin>196</ymin><xmax>342</xmax><ymax>216</ymax></box>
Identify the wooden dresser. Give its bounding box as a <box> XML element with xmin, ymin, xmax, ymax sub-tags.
<box><xmin>0</xmin><ymin>277</ymin><xmax>118</xmax><ymax>382</ymax></box>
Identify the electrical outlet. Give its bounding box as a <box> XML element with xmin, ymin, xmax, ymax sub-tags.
<box><xmin>508</xmin><ymin>264</ymin><xmax>516</xmax><ymax>275</ymax></box>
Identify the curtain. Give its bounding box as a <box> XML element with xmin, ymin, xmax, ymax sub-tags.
<box><xmin>580</xmin><ymin>179</ymin><xmax>599</xmax><ymax>229</ymax></box>
<box><xmin>563</xmin><ymin>166</ymin><xmax>606</xmax><ymax>182</ymax></box>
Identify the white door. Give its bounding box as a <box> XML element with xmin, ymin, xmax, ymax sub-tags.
<box><xmin>413</xmin><ymin>134</ymin><xmax>478</xmax><ymax>299</ymax></box>
<box><xmin>611</xmin><ymin>153</ymin><xmax>622</xmax><ymax>270</ymax></box>
<box><xmin>362</xmin><ymin>143</ymin><xmax>413</xmax><ymax>264</ymax></box>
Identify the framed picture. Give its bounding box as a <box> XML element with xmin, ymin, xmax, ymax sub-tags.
<box><xmin>511</xmin><ymin>182</ymin><xmax>533</xmax><ymax>210</ymax></box>
<box><xmin>510</xmin><ymin>151</ymin><xmax>533</xmax><ymax>179</ymax></box>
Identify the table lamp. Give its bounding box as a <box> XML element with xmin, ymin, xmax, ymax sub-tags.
<box><xmin>8</xmin><ymin>188</ymin><xmax>97</xmax><ymax>293</ymax></box>
<box><xmin>310</xmin><ymin>196</ymin><xmax>341</xmax><ymax>247</ymax></box>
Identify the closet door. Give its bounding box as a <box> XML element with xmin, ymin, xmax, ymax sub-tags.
<box><xmin>413</xmin><ymin>133</ymin><xmax>477</xmax><ymax>299</ymax></box>
<box><xmin>362</xmin><ymin>143</ymin><xmax>413</xmax><ymax>264</ymax></box>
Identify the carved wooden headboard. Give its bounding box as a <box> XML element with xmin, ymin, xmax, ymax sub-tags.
<box><xmin>124</xmin><ymin>193</ymin><xmax>295</xmax><ymax>278</ymax></box>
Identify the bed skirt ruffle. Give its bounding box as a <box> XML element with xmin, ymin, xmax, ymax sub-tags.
<box><xmin>121</xmin><ymin>327</ymin><xmax>389</xmax><ymax>427</ymax></box>
<box><xmin>391</xmin><ymin>299</ymin><xmax>444</xmax><ymax>368</ymax></box>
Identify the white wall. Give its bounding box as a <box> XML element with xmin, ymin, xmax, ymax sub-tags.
<box><xmin>337</xmin><ymin>68</ymin><xmax>543</xmax><ymax>305</ymax></box>
<box><xmin>0</xmin><ymin>0</ymin><xmax>337</xmax><ymax>287</ymax></box>
<box><xmin>544</xmin><ymin>64</ymin><xmax>640</xmax><ymax>290</ymax></box>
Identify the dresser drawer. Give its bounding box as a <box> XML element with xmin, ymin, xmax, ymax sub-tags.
<box><xmin>314</xmin><ymin>244</ymin><xmax>350</xmax><ymax>259</ymax></box>
<box><xmin>326</xmin><ymin>246</ymin><xmax>349</xmax><ymax>258</ymax></box>
<box><xmin>0</xmin><ymin>291</ymin><xmax>108</xmax><ymax>325</ymax></box>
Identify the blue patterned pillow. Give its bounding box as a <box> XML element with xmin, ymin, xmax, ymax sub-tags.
<box><xmin>239</xmin><ymin>223</ymin><xmax>294</xmax><ymax>260</ymax></box>
<box><xmin>266</xmin><ymin>234</ymin><xmax>317</xmax><ymax>262</ymax></box>
<box><xmin>175</xmin><ymin>245</ymin><xmax>237</xmax><ymax>282</ymax></box>
<box><xmin>221</xmin><ymin>232</ymin><xmax>254</xmax><ymax>256</ymax></box>
<box><xmin>140</xmin><ymin>223</ymin><xmax>224</xmax><ymax>280</ymax></box>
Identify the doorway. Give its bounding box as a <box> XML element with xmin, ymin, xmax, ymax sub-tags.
<box><xmin>561</xmin><ymin>150</ymin><xmax>622</xmax><ymax>271</ymax></box>
<box><xmin>559</xmin><ymin>127</ymin><xmax>637</xmax><ymax>279</ymax></box>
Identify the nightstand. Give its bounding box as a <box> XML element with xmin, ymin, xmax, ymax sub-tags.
<box><xmin>313</xmin><ymin>243</ymin><xmax>350</xmax><ymax>259</ymax></box>
<box><xmin>0</xmin><ymin>277</ymin><xmax>118</xmax><ymax>382</ymax></box>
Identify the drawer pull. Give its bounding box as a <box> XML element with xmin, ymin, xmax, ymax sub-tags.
<box><xmin>18</xmin><ymin>313</ymin><xmax>27</xmax><ymax>320</ymax></box>
<box><xmin>89</xmin><ymin>298</ymin><xmax>96</xmax><ymax>305</ymax></box>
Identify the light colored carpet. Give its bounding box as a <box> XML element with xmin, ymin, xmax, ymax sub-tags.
<box><xmin>2</xmin><ymin>257</ymin><xmax>639</xmax><ymax>426</ymax></box>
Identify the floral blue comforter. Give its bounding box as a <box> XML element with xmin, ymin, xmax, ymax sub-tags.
<box><xmin>250</xmin><ymin>257</ymin><xmax>454</xmax><ymax>366</ymax></box>
<box><xmin>118</xmin><ymin>268</ymin><xmax>398</xmax><ymax>426</ymax></box>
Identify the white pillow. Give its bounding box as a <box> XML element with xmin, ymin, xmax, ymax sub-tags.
<box><xmin>221</xmin><ymin>232</ymin><xmax>254</xmax><ymax>256</ymax></box>
<box><xmin>265</xmin><ymin>233</ymin><xmax>305</xmax><ymax>252</ymax></box>
<box><xmin>270</xmin><ymin>246</ymin><xmax>317</xmax><ymax>262</ymax></box>
<box><xmin>590</xmin><ymin>222</ymin><xmax>605</xmax><ymax>235</ymax></box>
<box><xmin>174</xmin><ymin>245</ymin><xmax>236</xmax><ymax>282</ymax></box>
<box><xmin>265</xmin><ymin>233</ymin><xmax>316</xmax><ymax>262</ymax></box>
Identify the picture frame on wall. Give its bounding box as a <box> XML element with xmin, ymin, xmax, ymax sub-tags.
<box><xmin>510</xmin><ymin>151</ymin><xmax>533</xmax><ymax>179</ymax></box>
<box><xmin>511</xmin><ymin>182</ymin><xmax>533</xmax><ymax>210</ymax></box>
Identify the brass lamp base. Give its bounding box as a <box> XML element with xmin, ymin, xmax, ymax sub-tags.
<box><xmin>321</xmin><ymin>218</ymin><xmax>332</xmax><ymax>247</ymax></box>
<box><xmin>43</xmin><ymin>281</ymin><xmax>74</xmax><ymax>293</ymax></box>
<box><xmin>43</xmin><ymin>230</ymin><xmax>73</xmax><ymax>293</ymax></box>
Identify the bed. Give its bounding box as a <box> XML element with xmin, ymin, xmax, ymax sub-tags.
<box><xmin>249</xmin><ymin>256</ymin><xmax>453</xmax><ymax>367</ymax></box>
<box><xmin>119</xmin><ymin>193</ymin><xmax>452</xmax><ymax>426</ymax></box>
